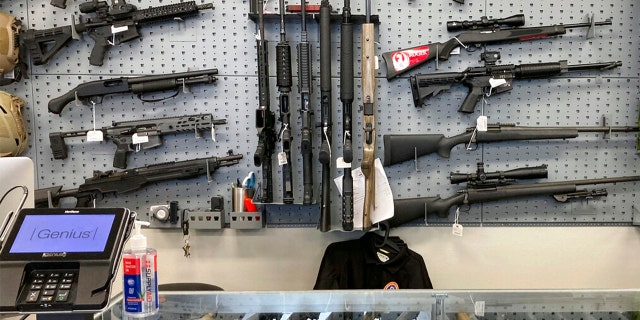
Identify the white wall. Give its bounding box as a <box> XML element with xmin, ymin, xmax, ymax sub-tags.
<box><xmin>109</xmin><ymin>226</ymin><xmax>640</xmax><ymax>292</ymax></box>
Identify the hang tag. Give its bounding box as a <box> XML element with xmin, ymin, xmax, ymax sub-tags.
<box><xmin>450</xmin><ymin>47</ymin><xmax>461</xmax><ymax>55</ymax></box>
<box><xmin>86</xmin><ymin>130</ymin><xmax>104</xmax><ymax>142</ymax></box>
<box><xmin>277</xmin><ymin>152</ymin><xmax>288</xmax><ymax>165</ymax></box>
<box><xmin>336</xmin><ymin>157</ymin><xmax>351</xmax><ymax>169</ymax></box>
<box><xmin>474</xmin><ymin>301</ymin><xmax>485</xmax><ymax>317</ymax></box>
<box><xmin>111</xmin><ymin>25</ymin><xmax>129</xmax><ymax>34</ymax></box>
<box><xmin>374</xmin><ymin>56</ymin><xmax>379</xmax><ymax>70</ymax></box>
<box><xmin>132</xmin><ymin>133</ymin><xmax>149</xmax><ymax>144</ymax></box>
<box><xmin>476</xmin><ymin>116</ymin><xmax>488</xmax><ymax>132</ymax></box>
<box><xmin>452</xmin><ymin>223</ymin><xmax>463</xmax><ymax>237</ymax></box>
<box><xmin>488</xmin><ymin>78</ymin><xmax>507</xmax><ymax>88</ymax></box>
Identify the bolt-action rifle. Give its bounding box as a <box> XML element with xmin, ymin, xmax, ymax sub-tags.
<box><xmin>48</xmin><ymin>68</ymin><xmax>218</xmax><ymax>115</ymax></box>
<box><xmin>411</xmin><ymin>52</ymin><xmax>622</xmax><ymax>113</ymax></box>
<box><xmin>340</xmin><ymin>0</ymin><xmax>355</xmax><ymax>231</ymax></box>
<box><xmin>20</xmin><ymin>0</ymin><xmax>214</xmax><ymax>66</ymax></box>
<box><xmin>276</xmin><ymin>0</ymin><xmax>294</xmax><ymax>204</ymax></box>
<box><xmin>253</xmin><ymin>0</ymin><xmax>277</xmax><ymax>203</ymax></box>
<box><xmin>388</xmin><ymin>165</ymin><xmax>640</xmax><ymax>227</ymax></box>
<box><xmin>383</xmin><ymin>123</ymin><xmax>640</xmax><ymax>166</ymax></box>
<box><xmin>49</xmin><ymin>114</ymin><xmax>226</xmax><ymax>169</ymax></box>
<box><xmin>318</xmin><ymin>0</ymin><xmax>333</xmax><ymax>232</ymax></box>
<box><xmin>361</xmin><ymin>0</ymin><xmax>376</xmax><ymax>229</ymax></box>
<box><xmin>34</xmin><ymin>152</ymin><xmax>243</xmax><ymax>208</ymax></box>
<box><xmin>381</xmin><ymin>14</ymin><xmax>612</xmax><ymax>79</ymax></box>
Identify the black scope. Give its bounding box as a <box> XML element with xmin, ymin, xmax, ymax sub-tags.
<box><xmin>447</xmin><ymin>14</ymin><xmax>526</xmax><ymax>32</ymax></box>
<box><xmin>450</xmin><ymin>162</ymin><xmax>548</xmax><ymax>185</ymax></box>
<box><xmin>79</xmin><ymin>0</ymin><xmax>109</xmax><ymax>13</ymax></box>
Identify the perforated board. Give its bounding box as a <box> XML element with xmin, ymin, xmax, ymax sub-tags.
<box><xmin>1</xmin><ymin>0</ymin><xmax>638</xmax><ymax>230</ymax></box>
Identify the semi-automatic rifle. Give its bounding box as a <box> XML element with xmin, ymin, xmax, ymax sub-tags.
<box><xmin>48</xmin><ymin>68</ymin><xmax>218</xmax><ymax>114</ymax></box>
<box><xmin>381</xmin><ymin>14</ymin><xmax>612</xmax><ymax>79</ymax></box>
<box><xmin>318</xmin><ymin>0</ymin><xmax>333</xmax><ymax>232</ymax></box>
<box><xmin>253</xmin><ymin>0</ymin><xmax>277</xmax><ymax>203</ymax></box>
<box><xmin>49</xmin><ymin>114</ymin><xmax>226</xmax><ymax>169</ymax></box>
<box><xmin>35</xmin><ymin>152</ymin><xmax>243</xmax><ymax>208</ymax></box>
<box><xmin>388</xmin><ymin>164</ymin><xmax>639</xmax><ymax>227</ymax></box>
<box><xmin>298</xmin><ymin>0</ymin><xmax>314</xmax><ymax>205</ymax></box>
<box><xmin>340</xmin><ymin>0</ymin><xmax>355</xmax><ymax>231</ymax></box>
<box><xmin>361</xmin><ymin>0</ymin><xmax>376</xmax><ymax>229</ymax></box>
<box><xmin>383</xmin><ymin>123</ymin><xmax>640</xmax><ymax>166</ymax></box>
<box><xmin>20</xmin><ymin>0</ymin><xmax>214</xmax><ymax>66</ymax></box>
<box><xmin>276</xmin><ymin>0</ymin><xmax>294</xmax><ymax>204</ymax></box>
<box><xmin>410</xmin><ymin>52</ymin><xmax>621</xmax><ymax>113</ymax></box>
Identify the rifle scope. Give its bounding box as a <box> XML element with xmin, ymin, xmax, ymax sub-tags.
<box><xmin>447</xmin><ymin>14</ymin><xmax>525</xmax><ymax>32</ymax></box>
<box><xmin>450</xmin><ymin>162</ymin><xmax>548</xmax><ymax>184</ymax></box>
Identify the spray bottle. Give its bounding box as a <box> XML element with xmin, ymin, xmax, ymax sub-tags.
<box><xmin>122</xmin><ymin>221</ymin><xmax>158</xmax><ymax>317</ymax></box>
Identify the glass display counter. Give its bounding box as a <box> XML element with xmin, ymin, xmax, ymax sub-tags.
<box><xmin>91</xmin><ymin>290</ymin><xmax>640</xmax><ymax>320</ymax></box>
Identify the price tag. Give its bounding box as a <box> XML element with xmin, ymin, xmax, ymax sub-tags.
<box><xmin>111</xmin><ymin>25</ymin><xmax>129</xmax><ymax>34</ymax></box>
<box><xmin>488</xmin><ymin>78</ymin><xmax>507</xmax><ymax>88</ymax></box>
<box><xmin>474</xmin><ymin>301</ymin><xmax>485</xmax><ymax>317</ymax></box>
<box><xmin>336</xmin><ymin>157</ymin><xmax>351</xmax><ymax>169</ymax></box>
<box><xmin>132</xmin><ymin>133</ymin><xmax>149</xmax><ymax>144</ymax></box>
<box><xmin>450</xmin><ymin>47</ymin><xmax>461</xmax><ymax>55</ymax></box>
<box><xmin>86</xmin><ymin>130</ymin><xmax>104</xmax><ymax>142</ymax></box>
<box><xmin>476</xmin><ymin>115</ymin><xmax>488</xmax><ymax>132</ymax></box>
<box><xmin>277</xmin><ymin>152</ymin><xmax>288</xmax><ymax>165</ymax></box>
<box><xmin>374</xmin><ymin>56</ymin><xmax>379</xmax><ymax>70</ymax></box>
<box><xmin>452</xmin><ymin>223</ymin><xmax>463</xmax><ymax>237</ymax></box>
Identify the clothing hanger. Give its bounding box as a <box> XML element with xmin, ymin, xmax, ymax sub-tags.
<box><xmin>373</xmin><ymin>220</ymin><xmax>401</xmax><ymax>253</ymax></box>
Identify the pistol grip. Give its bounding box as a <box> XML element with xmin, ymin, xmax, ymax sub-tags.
<box><xmin>458</xmin><ymin>86</ymin><xmax>484</xmax><ymax>113</ymax></box>
<box><xmin>113</xmin><ymin>144</ymin><xmax>130</xmax><ymax>169</ymax></box>
<box><xmin>88</xmin><ymin>37</ymin><xmax>110</xmax><ymax>66</ymax></box>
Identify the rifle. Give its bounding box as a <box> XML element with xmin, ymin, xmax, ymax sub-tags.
<box><xmin>361</xmin><ymin>0</ymin><xmax>376</xmax><ymax>229</ymax></box>
<box><xmin>388</xmin><ymin>166</ymin><xmax>640</xmax><ymax>227</ymax></box>
<box><xmin>340</xmin><ymin>0</ymin><xmax>355</xmax><ymax>231</ymax></box>
<box><xmin>318</xmin><ymin>0</ymin><xmax>333</xmax><ymax>232</ymax></box>
<box><xmin>276</xmin><ymin>0</ymin><xmax>294</xmax><ymax>204</ymax></box>
<box><xmin>20</xmin><ymin>0</ymin><xmax>214</xmax><ymax>66</ymax></box>
<box><xmin>49</xmin><ymin>114</ymin><xmax>226</xmax><ymax>169</ymax></box>
<box><xmin>411</xmin><ymin>52</ymin><xmax>622</xmax><ymax>113</ymax></box>
<box><xmin>253</xmin><ymin>0</ymin><xmax>276</xmax><ymax>203</ymax></box>
<box><xmin>381</xmin><ymin>15</ymin><xmax>612</xmax><ymax>79</ymax></box>
<box><xmin>48</xmin><ymin>68</ymin><xmax>218</xmax><ymax>115</ymax></box>
<box><xmin>34</xmin><ymin>152</ymin><xmax>243</xmax><ymax>208</ymax></box>
<box><xmin>383</xmin><ymin>123</ymin><xmax>640</xmax><ymax>166</ymax></box>
<box><xmin>298</xmin><ymin>0</ymin><xmax>314</xmax><ymax>205</ymax></box>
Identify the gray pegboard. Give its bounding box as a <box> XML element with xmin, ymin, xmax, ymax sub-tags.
<box><xmin>1</xmin><ymin>0</ymin><xmax>638</xmax><ymax>230</ymax></box>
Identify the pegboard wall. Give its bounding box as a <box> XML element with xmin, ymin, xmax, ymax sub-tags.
<box><xmin>1</xmin><ymin>0</ymin><xmax>638</xmax><ymax>230</ymax></box>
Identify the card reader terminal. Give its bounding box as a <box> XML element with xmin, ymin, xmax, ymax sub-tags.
<box><xmin>0</xmin><ymin>208</ymin><xmax>134</xmax><ymax>313</ymax></box>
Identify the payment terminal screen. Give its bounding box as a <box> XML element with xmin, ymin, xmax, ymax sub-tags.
<box><xmin>9</xmin><ymin>214</ymin><xmax>116</xmax><ymax>253</ymax></box>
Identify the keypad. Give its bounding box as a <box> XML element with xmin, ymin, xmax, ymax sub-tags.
<box><xmin>20</xmin><ymin>270</ymin><xmax>77</xmax><ymax>306</ymax></box>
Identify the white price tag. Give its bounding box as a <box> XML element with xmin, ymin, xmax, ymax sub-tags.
<box><xmin>476</xmin><ymin>116</ymin><xmax>488</xmax><ymax>132</ymax></box>
<box><xmin>132</xmin><ymin>133</ymin><xmax>149</xmax><ymax>144</ymax></box>
<box><xmin>111</xmin><ymin>25</ymin><xmax>129</xmax><ymax>34</ymax></box>
<box><xmin>277</xmin><ymin>152</ymin><xmax>288</xmax><ymax>166</ymax></box>
<box><xmin>86</xmin><ymin>130</ymin><xmax>104</xmax><ymax>142</ymax></box>
<box><xmin>450</xmin><ymin>47</ymin><xmax>461</xmax><ymax>55</ymax></box>
<box><xmin>336</xmin><ymin>157</ymin><xmax>351</xmax><ymax>169</ymax></box>
<box><xmin>488</xmin><ymin>78</ymin><xmax>507</xmax><ymax>88</ymax></box>
<box><xmin>474</xmin><ymin>301</ymin><xmax>485</xmax><ymax>317</ymax></box>
<box><xmin>374</xmin><ymin>56</ymin><xmax>379</xmax><ymax>70</ymax></box>
<box><xmin>452</xmin><ymin>223</ymin><xmax>463</xmax><ymax>237</ymax></box>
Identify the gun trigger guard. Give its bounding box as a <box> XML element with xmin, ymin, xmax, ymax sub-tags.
<box><xmin>137</xmin><ymin>90</ymin><xmax>180</xmax><ymax>103</ymax></box>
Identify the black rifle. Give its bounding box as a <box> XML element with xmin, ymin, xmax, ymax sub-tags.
<box><xmin>48</xmin><ymin>68</ymin><xmax>218</xmax><ymax>114</ymax></box>
<box><xmin>298</xmin><ymin>0</ymin><xmax>314</xmax><ymax>205</ymax></box>
<box><xmin>49</xmin><ymin>114</ymin><xmax>226</xmax><ymax>169</ymax></box>
<box><xmin>34</xmin><ymin>152</ymin><xmax>243</xmax><ymax>208</ymax></box>
<box><xmin>388</xmin><ymin>171</ymin><xmax>640</xmax><ymax>227</ymax></box>
<box><xmin>276</xmin><ymin>0</ymin><xmax>294</xmax><ymax>204</ymax></box>
<box><xmin>340</xmin><ymin>0</ymin><xmax>355</xmax><ymax>231</ymax></box>
<box><xmin>411</xmin><ymin>52</ymin><xmax>622</xmax><ymax>113</ymax></box>
<box><xmin>381</xmin><ymin>15</ymin><xmax>612</xmax><ymax>79</ymax></box>
<box><xmin>383</xmin><ymin>123</ymin><xmax>640</xmax><ymax>166</ymax></box>
<box><xmin>318</xmin><ymin>0</ymin><xmax>333</xmax><ymax>232</ymax></box>
<box><xmin>253</xmin><ymin>0</ymin><xmax>276</xmax><ymax>203</ymax></box>
<box><xmin>20</xmin><ymin>0</ymin><xmax>214</xmax><ymax>66</ymax></box>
